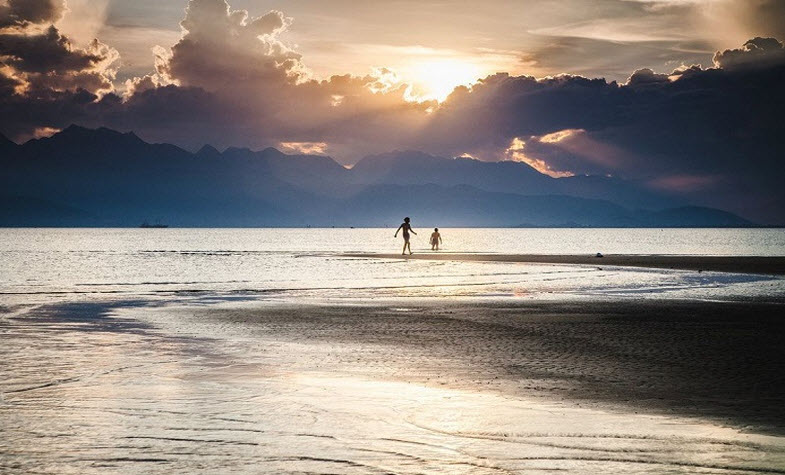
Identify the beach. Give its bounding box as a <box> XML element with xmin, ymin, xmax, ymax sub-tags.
<box><xmin>180</xmin><ymin>298</ymin><xmax>785</xmax><ymax>432</ymax></box>
<box><xmin>2</xmin><ymin>228</ymin><xmax>785</xmax><ymax>473</ymax></box>
<box><xmin>2</xmin><ymin>297</ymin><xmax>785</xmax><ymax>473</ymax></box>
<box><xmin>4</xmin><ymin>0</ymin><xmax>785</xmax><ymax>471</ymax></box>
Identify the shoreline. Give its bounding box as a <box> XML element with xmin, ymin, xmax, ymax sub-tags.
<box><xmin>344</xmin><ymin>253</ymin><xmax>785</xmax><ymax>275</ymax></box>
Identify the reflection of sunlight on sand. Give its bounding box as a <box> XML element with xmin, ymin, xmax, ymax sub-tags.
<box><xmin>290</xmin><ymin>375</ymin><xmax>785</xmax><ymax>473</ymax></box>
<box><xmin>4</xmin><ymin>301</ymin><xmax>785</xmax><ymax>474</ymax></box>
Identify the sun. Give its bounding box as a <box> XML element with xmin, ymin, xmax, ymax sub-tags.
<box><xmin>404</xmin><ymin>59</ymin><xmax>483</xmax><ymax>102</ymax></box>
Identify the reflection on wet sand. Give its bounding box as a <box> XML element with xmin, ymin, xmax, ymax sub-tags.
<box><xmin>2</xmin><ymin>299</ymin><xmax>785</xmax><ymax>474</ymax></box>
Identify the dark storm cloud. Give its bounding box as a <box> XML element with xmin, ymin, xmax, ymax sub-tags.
<box><xmin>0</xmin><ymin>0</ymin><xmax>119</xmax><ymax>99</ymax></box>
<box><xmin>0</xmin><ymin>26</ymin><xmax>105</xmax><ymax>73</ymax></box>
<box><xmin>0</xmin><ymin>87</ymin><xmax>100</xmax><ymax>138</ymax></box>
<box><xmin>0</xmin><ymin>66</ymin><xmax>22</xmax><ymax>95</ymax></box>
<box><xmin>0</xmin><ymin>0</ymin><xmax>66</xmax><ymax>28</ymax></box>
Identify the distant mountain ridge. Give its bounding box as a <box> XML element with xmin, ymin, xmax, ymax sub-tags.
<box><xmin>351</xmin><ymin>151</ymin><xmax>680</xmax><ymax>210</ymax></box>
<box><xmin>0</xmin><ymin>125</ymin><xmax>753</xmax><ymax>227</ymax></box>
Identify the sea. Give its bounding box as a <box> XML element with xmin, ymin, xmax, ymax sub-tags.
<box><xmin>1</xmin><ymin>227</ymin><xmax>784</xmax><ymax>305</ymax></box>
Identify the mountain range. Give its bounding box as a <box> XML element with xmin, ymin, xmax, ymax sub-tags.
<box><xmin>0</xmin><ymin>125</ymin><xmax>753</xmax><ymax>227</ymax></box>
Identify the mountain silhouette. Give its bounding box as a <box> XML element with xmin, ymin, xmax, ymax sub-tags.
<box><xmin>351</xmin><ymin>151</ymin><xmax>680</xmax><ymax>209</ymax></box>
<box><xmin>0</xmin><ymin>125</ymin><xmax>753</xmax><ymax>227</ymax></box>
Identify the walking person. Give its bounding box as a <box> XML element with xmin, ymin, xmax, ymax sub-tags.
<box><xmin>394</xmin><ymin>217</ymin><xmax>417</xmax><ymax>255</ymax></box>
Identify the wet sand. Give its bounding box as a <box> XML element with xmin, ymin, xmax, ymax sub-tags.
<box><xmin>203</xmin><ymin>299</ymin><xmax>785</xmax><ymax>435</ymax></box>
<box><xmin>344</xmin><ymin>253</ymin><xmax>785</xmax><ymax>275</ymax></box>
<box><xmin>3</xmin><ymin>298</ymin><xmax>785</xmax><ymax>473</ymax></box>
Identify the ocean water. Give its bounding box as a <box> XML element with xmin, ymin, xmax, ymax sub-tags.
<box><xmin>2</xmin><ymin>227</ymin><xmax>785</xmax><ymax>304</ymax></box>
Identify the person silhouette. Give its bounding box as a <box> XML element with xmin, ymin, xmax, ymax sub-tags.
<box><xmin>430</xmin><ymin>228</ymin><xmax>442</xmax><ymax>250</ymax></box>
<box><xmin>394</xmin><ymin>217</ymin><xmax>417</xmax><ymax>255</ymax></box>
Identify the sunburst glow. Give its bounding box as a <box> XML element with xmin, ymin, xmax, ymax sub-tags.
<box><xmin>404</xmin><ymin>59</ymin><xmax>483</xmax><ymax>102</ymax></box>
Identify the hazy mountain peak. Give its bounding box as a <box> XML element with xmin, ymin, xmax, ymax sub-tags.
<box><xmin>62</xmin><ymin>124</ymin><xmax>89</xmax><ymax>134</ymax></box>
<box><xmin>452</xmin><ymin>155</ymin><xmax>481</xmax><ymax>162</ymax></box>
<box><xmin>0</xmin><ymin>125</ymin><xmax>755</xmax><ymax>226</ymax></box>
<box><xmin>196</xmin><ymin>144</ymin><xmax>221</xmax><ymax>158</ymax></box>
<box><xmin>50</xmin><ymin>125</ymin><xmax>145</xmax><ymax>145</ymax></box>
<box><xmin>259</xmin><ymin>146</ymin><xmax>285</xmax><ymax>156</ymax></box>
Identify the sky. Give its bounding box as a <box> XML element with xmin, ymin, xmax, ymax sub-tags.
<box><xmin>67</xmin><ymin>0</ymin><xmax>785</xmax><ymax>98</ymax></box>
<box><xmin>1</xmin><ymin>0</ymin><xmax>784</xmax><ymax>221</ymax></box>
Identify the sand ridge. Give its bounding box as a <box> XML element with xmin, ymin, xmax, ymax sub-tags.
<box><xmin>344</xmin><ymin>253</ymin><xmax>785</xmax><ymax>275</ymax></box>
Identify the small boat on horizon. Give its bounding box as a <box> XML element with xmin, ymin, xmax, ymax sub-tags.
<box><xmin>140</xmin><ymin>221</ymin><xmax>169</xmax><ymax>228</ymax></box>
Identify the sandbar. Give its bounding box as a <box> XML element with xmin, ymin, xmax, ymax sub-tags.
<box><xmin>345</xmin><ymin>253</ymin><xmax>785</xmax><ymax>275</ymax></box>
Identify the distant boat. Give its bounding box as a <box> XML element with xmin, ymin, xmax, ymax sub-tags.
<box><xmin>140</xmin><ymin>221</ymin><xmax>169</xmax><ymax>228</ymax></box>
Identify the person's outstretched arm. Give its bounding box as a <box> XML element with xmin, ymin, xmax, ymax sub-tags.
<box><xmin>394</xmin><ymin>224</ymin><xmax>403</xmax><ymax>237</ymax></box>
<box><xmin>410</xmin><ymin>227</ymin><xmax>417</xmax><ymax>235</ymax></box>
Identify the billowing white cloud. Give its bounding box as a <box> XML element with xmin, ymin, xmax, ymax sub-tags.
<box><xmin>163</xmin><ymin>2</ymin><xmax>298</xmax><ymax>90</ymax></box>
<box><xmin>119</xmin><ymin>0</ymin><xmax>432</xmax><ymax>158</ymax></box>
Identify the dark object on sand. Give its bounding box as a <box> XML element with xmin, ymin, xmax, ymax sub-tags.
<box><xmin>596</xmin><ymin>252</ymin><xmax>604</xmax><ymax>258</ymax></box>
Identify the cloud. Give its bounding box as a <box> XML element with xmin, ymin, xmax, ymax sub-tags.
<box><xmin>648</xmin><ymin>174</ymin><xmax>722</xmax><ymax>193</ymax></box>
<box><xmin>713</xmin><ymin>36</ymin><xmax>785</xmax><ymax>70</ymax></box>
<box><xmin>114</xmin><ymin>0</ymin><xmax>432</xmax><ymax>157</ymax></box>
<box><xmin>162</xmin><ymin>1</ymin><xmax>298</xmax><ymax>90</ymax></box>
<box><xmin>503</xmin><ymin>128</ymin><xmax>632</xmax><ymax>178</ymax></box>
<box><xmin>692</xmin><ymin>0</ymin><xmax>785</xmax><ymax>49</ymax></box>
<box><xmin>529</xmin><ymin>16</ymin><xmax>689</xmax><ymax>43</ymax></box>
<box><xmin>279</xmin><ymin>141</ymin><xmax>329</xmax><ymax>155</ymax></box>
<box><xmin>0</xmin><ymin>0</ymin><xmax>119</xmax><ymax>98</ymax></box>
<box><xmin>519</xmin><ymin>35</ymin><xmax>713</xmax><ymax>81</ymax></box>
<box><xmin>55</xmin><ymin>0</ymin><xmax>110</xmax><ymax>46</ymax></box>
<box><xmin>415</xmin><ymin>46</ymin><xmax>785</xmax><ymax>221</ymax></box>
<box><xmin>0</xmin><ymin>0</ymin><xmax>66</xmax><ymax>28</ymax></box>
<box><xmin>626</xmin><ymin>68</ymin><xmax>670</xmax><ymax>86</ymax></box>
<box><xmin>0</xmin><ymin>26</ymin><xmax>118</xmax><ymax>96</ymax></box>
<box><xmin>1</xmin><ymin>26</ymin><xmax>106</xmax><ymax>73</ymax></box>
<box><xmin>504</xmin><ymin>136</ymin><xmax>574</xmax><ymax>178</ymax></box>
